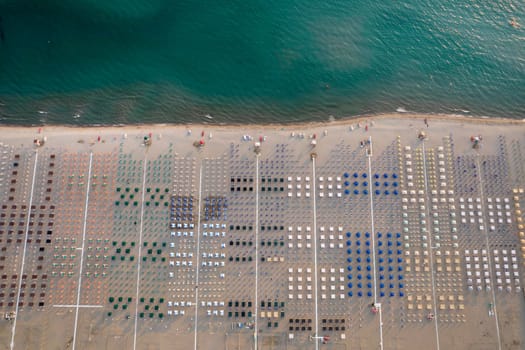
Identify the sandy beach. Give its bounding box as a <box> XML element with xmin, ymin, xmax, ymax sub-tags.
<box><xmin>0</xmin><ymin>113</ymin><xmax>523</xmax><ymax>350</ymax></box>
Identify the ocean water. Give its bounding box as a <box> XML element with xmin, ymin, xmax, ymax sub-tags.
<box><xmin>0</xmin><ymin>0</ymin><xmax>523</xmax><ymax>125</ymax></box>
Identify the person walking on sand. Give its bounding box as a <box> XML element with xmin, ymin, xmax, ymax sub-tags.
<box><xmin>424</xmin><ymin>118</ymin><xmax>429</xmax><ymax>128</ymax></box>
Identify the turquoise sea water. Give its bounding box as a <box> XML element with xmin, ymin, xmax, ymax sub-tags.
<box><xmin>0</xmin><ymin>0</ymin><xmax>524</xmax><ymax>125</ymax></box>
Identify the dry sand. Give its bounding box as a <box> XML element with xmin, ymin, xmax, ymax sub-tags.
<box><xmin>0</xmin><ymin>113</ymin><xmax>523</xmax><ymax>350</ymax></box>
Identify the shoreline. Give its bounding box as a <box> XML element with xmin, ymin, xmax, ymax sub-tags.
<box><xmin>0</xmin><ymin>112</ymin><xmax>524</xmax><ymax>130</ymax></box>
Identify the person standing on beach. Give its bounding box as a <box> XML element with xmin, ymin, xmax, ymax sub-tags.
<box><xmin>424</xmin><ymin>118</ymin><xmax>429</xmax><ymax>128</ymax></box>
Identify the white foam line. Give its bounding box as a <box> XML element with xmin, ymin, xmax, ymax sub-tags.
<box><xmin>366</xmin><ymin>137</ymin><xmax>383</xmax><ymax>350</ymax></box>
<box><xmin>475</xmin><ymin>157</ymin><xmax>502</xmax><ymax>350</ymax></box>
<box><xmin>312</xmin><ymin>157</ymin><xmax>319</xmax><ymax>350</ymax></box>
<box><xmin>54</xmin><ymin>305</ymin><xmax>102</xmax><ymax>308</ymax></box>
<box><xmin>254</xmin><ymin>155</ymin><xmax>260</xmax><ymax>350</ymax></box>
<box><xmin>10</xmin><ymin>150</ymin><xmax>38</xmax><ymax>350</ymax></box>
<box><xmin>193</xmin><ymin>162</ymin><xmax>203</xmax><ymax>350</ymax></box>
<box><xmin>72</xmin><ymin>152</ymin><xmax>94</xmax><ymax>350</ymax></box>
<box><xmin>132</xmin><ymin>156</ymin><xmax>148</xmax><ymax>350</ymax></box>
<box><xmin>421</xmin><ymin>141</ymin><xmax>441</xmax><ymax>350</ymax></box>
